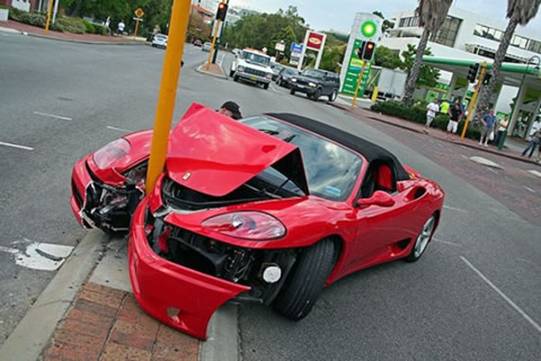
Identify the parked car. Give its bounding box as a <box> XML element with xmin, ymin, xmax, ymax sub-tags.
<box><xmin>232</xmin><ymin>48</ymin><xmax>242</xmax><ymax>57</ymax></box>
<box><xmin>289</xmin><ymin>69</ymin><xmax>340</xmax><ymax>102</ymax></box>
<box><xmin>193</xmin><ymin>39</ymin><xmax>202</xmax><ymax>47</ymax></box>
<box><xmin>151</xmin><ymin>34</ymin><xmax>168</xmax><ymax>49</ymax></box>
<box><xmin>270</xmin><ymin>62</ymin><xmax>285</xmax><ymax>81</ymax></box>
<box><xmin>70</xmin><ymin>103</ymin><xmax>444</xmax><ymax>340</ymax></box>
<box><xmin>202</xmin><ymin>42</ymin><xmax>212</xmax><ymax>52</ymax></box>
<box><xmin>276</xmin><ymin>67</ymin><xmax>299</xmax><ymax>88</ymax></box>
<box><xmin>229</xmin><ymin>49</ymin><xmax>273</xmax><ymax>89</ymax></box>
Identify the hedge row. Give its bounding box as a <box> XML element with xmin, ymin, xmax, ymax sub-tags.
<box><xmin>371</xmin><ymin>101</ymin><xmax>481</xmax><ymax>140</ymax></box>
<box><xmin>8</xmin><ymin>8</ymin><xmax>108</xmax><ymax>35</ymax></box>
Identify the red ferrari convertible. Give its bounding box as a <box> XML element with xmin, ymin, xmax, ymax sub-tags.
<box><xmin>70</xmin><ymin>103</ymin><xmax>444</xmax><ymax>339</ymax></box>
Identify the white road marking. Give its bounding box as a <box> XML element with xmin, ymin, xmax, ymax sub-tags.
<box><xmin>460</xmin><ymin>256</ymin><xmax>541</xmax><ymax>333</ymax></box>
<box><xmin>33</xmin><ymin>111</ymin><xmax>72</xmax><ymax>121</ymax></box>
<box><xmin>106</xmin><ymin>125</ymin><xmax>131</xmax><ymax>132</ymax></box>
<box><xmin>434</xmin><ymin>238</ymin><xmax>461</xmax><ymax>247</ymax></box>
<box><xmin>523</xmin><ymin>186</ymin><xmax>536</xmax><ymax>193</ymax></box>
<box><xmin>0</xmin><ymin>141</ymin><xmax>34</xmax><ymax>151</ymax></box>
<box><xmin>443</xmin><ymin>205</ymin><xmax>468</xmax><ymax>213</ymax></box>
<box><xmin>469</xmin><ymin>156</ymin><xmax>502</xmax><ymax>169</ymax></box>
<box><xmin>0</xmin><ymin>241</ymin><xmax>73</xmax><ymax>271</ymax></box>
<box><xmin>528</xmin><ymin>170</ymin><xmax>541</xmax><ymax>178</ymax></box>
<box><xmin>486</xmin><ymin>167</ymin><xmax>498</xmax><ymax>174</ymax></box>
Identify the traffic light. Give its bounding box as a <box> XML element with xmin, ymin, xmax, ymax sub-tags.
<box><xmin>216</xmin><ymin>2</ymin><xmax>228</xmax><ymax>21</ymax></box>
<box><xmin>483</xmin><ymin>73</ymin><xmax>492</xmax><ymax>85</ymax></box>
<box><xmin>356</xmin><ymin>41</ymin><xmax>366</xmax><ymax>59</ymax></box>
<box><xmin>362</xmin><ymin>41</ymin><xmax>376</xmax><ymax>61</ymax></box>
<box><xmin>467</xmin><ymin>63</ymin><xmax>480</xmax><ymax>83</ymax></box>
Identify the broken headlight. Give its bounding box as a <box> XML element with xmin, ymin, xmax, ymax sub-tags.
<box><xmin>202</xmin><ymin>211</ymin><xmax>286</xmax><ymax>240</ymax></box>
<box><xmin>93</xmin><ymin>138</ymin><xmax>131</xmax><ymax>170</ymax></box>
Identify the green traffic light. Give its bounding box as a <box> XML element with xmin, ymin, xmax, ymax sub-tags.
<box><xmin>361</xmin><ymin>20</ymin><xmax>377</xmax><ymax>38</ymax></box>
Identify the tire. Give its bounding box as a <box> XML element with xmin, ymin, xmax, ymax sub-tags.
<box><xmin>328</xmin><ymin>90</ymin><xmax>337</xmax><ymax>102</ymax></box>
<box><xmin>405</xmin><ymin>215</ymin><xmax>436</xmax><ymax>262</ymax></box>
<box><xmin>276</xmin><ymin>78</ymin><xmax>282</xmax><ymax>86</ymax></box>
<box><xmin>311</xmin><ymin>89</ymin><xmax>321</xmax><ymax>101</ymax></box>
<box><xmin>233</xmin><ymin>75</ymin><xmax>239</xmax><ymax>82</ymax></box>
<box><xmin>290</xmin><ymin>88</ymin><xmax>296</xmax><ymax>95</ymax></box>
<box><xmin>263</xmin><ymin>83</ymin><xmax>269</xmax><ymax>90</ymax></box>
<box><xmin>229</xmin><ymin>69</ymin><xmax>235</xmax><ymax>77</ymax></box>
<box><xmin>273</xmin><ymin>239</ymin><xmax>336</xmax><ymax>321</ymax></box>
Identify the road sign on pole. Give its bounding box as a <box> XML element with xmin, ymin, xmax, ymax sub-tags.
<box><xmin>145</xmin><ymin>0</ymin><xmax>191</xmax><ymax>193</ymax></box>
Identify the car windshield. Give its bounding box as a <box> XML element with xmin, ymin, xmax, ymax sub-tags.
<box><xmin>302</xmin><ymin>69</ymin><xmax>325</xmax><ymax>79</ymax></box>
<box><xmin>240</xmin><ymin>116</ymin><xmax>362</xmax><ymax>201</ymax></box>
<box><xmin>242</xmin><ymin>51</ymin><xmax>270</xmax><ymax>66</ymax></box>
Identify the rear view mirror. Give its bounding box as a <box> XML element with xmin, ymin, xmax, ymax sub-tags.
<box><xmin>356</xmin><ymin>191</ymin><xmax>395</xmax><ymax>208</ymax></box>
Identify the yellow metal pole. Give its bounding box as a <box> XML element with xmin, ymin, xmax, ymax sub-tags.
<box><xmin>352</xmin><ymin>63</ymin><xmax>366</xmax><ymax>108</ymax></box>
<box><xmin>206</xmin><ymin>19</ymin><xmax>222</xmax><ymax>67</ymax></box>
<box><xmin>460</xmin><ymin>63</ymin><xmax>487</xmax><ymax>140</ymax></box>
<box><xmin>145</xmin><ymin>0</ymin><xmax>191</xmax><ymax>193</ymax></box>
<box><xmin>44</xmin><ymin>0</ymin><xmax>54</xmax><ymax>32</ymax></box>
<box><xmin>134</xmin><ymin>20</ymin><xmax>140</xmax><ymax>37</ymax></box>
<box><xmin>371</xmin><ymin>86</ymin><xmax>379</xmax><ymax>102</ymax></box>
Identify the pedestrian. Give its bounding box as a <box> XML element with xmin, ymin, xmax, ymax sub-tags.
<box><xmin>479</xmin><ymin>109</ymin><xmax>496</xmax><ymax>147</ymax></box>
<box><xmin>117</xmin><ymin>20</ymin><xmax>125</xmax><ymax>35</ymax></box>
<box><xmin>495</xmin><ymin>115</ymin><xmax>509</xmax><ymax>150</ymax></box>
<box><xmin>425</xmin><ymin>99</ymin><xmax>439</xmax><ymax>128</ymax></box>
<box><xmin>218</xmin><ymin>101</ymin><xmax>242</xmax><ymax>120</ymax></box>
<box><xmin>447</xmin><ymin>98</ymin><xmax>464</xmax><ymax>134</ymax></box>
<box><xmin>521</xmin><ymin>118</ymin><xmax>541</xmax><ymax>158</ymax></box>
<box><xmin>439</xmin><ymin>99</ymin><xmax>450</xmax><ymax>115</ymax></box>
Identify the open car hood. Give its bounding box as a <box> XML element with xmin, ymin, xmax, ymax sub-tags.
<box><xmin>166</xmin><ymin>103</ymin><xmax>309</xmax><ymax>197</ymax></box>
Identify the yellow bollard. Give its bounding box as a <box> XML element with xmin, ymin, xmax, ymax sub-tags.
<box><xmin>145</xmin><ymin>0</ymin><xmax>191</xmax><ymax>193</ymax></box>
<box><xmin>371</xmin><ymin>86</ymin><xmax>379</xmax><ymax>102</ymax></box>
<box><xmin>44</xmin><ymin>0</ymin><xmax>54</xmax><ymax>32</ymax></box>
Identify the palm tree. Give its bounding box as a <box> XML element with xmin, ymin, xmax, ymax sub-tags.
<box><xmin>402</xmin><ymin>0</ymin><xmax>453</xmax><ymax>105</ymax></box>
<box><xmin>475</xmin><ymin>0</ymin><xmax>541</xmax><ymax>117</ymax></box>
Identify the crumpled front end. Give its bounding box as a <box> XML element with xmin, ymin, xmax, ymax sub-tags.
<box><xmin>128</xmin><ymin>198</ymin><xmax>251</xmax><ymax>339</ymax></box>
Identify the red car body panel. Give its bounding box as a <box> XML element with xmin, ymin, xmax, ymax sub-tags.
<box><xmin>166</xmin><ymin>106</ymin><xmax>304</xmax><ymax>197</ymax></box>
<box><xmin>129</xmin><ymin>198</ymin><xmax>250</xmax><ymax>340</ymax></box>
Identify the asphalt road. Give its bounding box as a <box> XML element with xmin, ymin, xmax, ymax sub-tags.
<box><xmin>1</xmin><ymin>34</ymin><xmax>540</xmax><ymax>360</ymax></box>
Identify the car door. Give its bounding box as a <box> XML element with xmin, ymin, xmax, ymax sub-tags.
<box><xmin>348</xmin><ymin>162</ymin><xmax>426</xmax><ymax>269</ymax></box>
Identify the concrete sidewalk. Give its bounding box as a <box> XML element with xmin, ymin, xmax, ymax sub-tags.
<box><xmin>330</xmin><ymin>100</ymin><xmax>540</xmax><ymax>166</ymax></box>
<box><xmin>0</xmin><ymin>20</ymin><xmax>146</xmax><ymax>45</ymax></box>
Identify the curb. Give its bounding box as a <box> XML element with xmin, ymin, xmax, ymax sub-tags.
<box><xmin>200</xmin><ymin>304</ymin><xmax>239</xmax><ymax>361</ymax></box>
<box><xmin>0</xmin><ymin>230</ymin><xmax>107</xmax><ymax>361</ymax></box>
<box><xmin>0</xmin><ymin>26</ymin><xmax>20</xmax><ymax>34</ymax></box>
<box><xmin>329</xmin><ymin>102</ymin><xmax>541</xmax><ymax>167</ymax></box>
<box><xmin>195</xmin><ymin>63</ymin><xmax>228</xmax><ymax>79</ymax></box>
<box><xmin>26</xmin><ymin>32</ymin><xmax>148</xmax><ymax>45</ymax></box>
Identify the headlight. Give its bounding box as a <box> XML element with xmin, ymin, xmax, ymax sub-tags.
<box><xmin>93</xmin><ymin>138</ymin><xmax>131</xmax><ymax>170</ymax></box>
<box><xmin>291</xmin><ymin>78</ymin><xmax>297</xmax><ymax>82</ymax></box>
<box><xmin>308</xmin><ymin>82</ymin><xmax>317</xmax><ymax>87</ymax></box>
<box><xmin>237</xmin><ymin>66</ymin><xmax>245</xmax><ymax>72</ymax></box>
<box><xmin>266</xmin><ymin>73</ymin><xmax>273</xmax><ymax>79</ymax></box>
<box><xmin>202</xmin><ymin>211</ymin><xmax>286</xmax><ymax>240</ymax></box>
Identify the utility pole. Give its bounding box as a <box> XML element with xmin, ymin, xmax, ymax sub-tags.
<box><xmin>44</xmin><ymin>0</ymin><xmax>54</xmax><ymax>32</ymax></box>
<box><xmin>206</xmin><ymin>0</ymin><xmax>229</xmax><ymax>67</ymax></box>
<box><xmin>145</xmin><ymin>0</ymin><xmax>191</xmax><ymax>193</ymax></box>
<box><xmin>461</xmin><ymin>62</ymin><xmax>488</xmax><ymax>140</ymax></box>
<box><xmin>352</xmin><ymin>62</ymin><xmax>367</xmax><ymax>108</ymax></box>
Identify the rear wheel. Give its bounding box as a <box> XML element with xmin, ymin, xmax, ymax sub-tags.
<box><xmin>290</xmin><ymin>88</ymin><xmax>296</xmax><ymax>95</ymax></box>
<box><xmin>263</xmin><ymin>83</ymin><xmax>269</xmax><ymax>90</ymax></box>
<box><xmin>233</xmin><ymin>75</ymin><xmax>239</xmax><ymax>82</ymax></box>
<box><xmin>229</xmin><ymin>69</ymin><xmax>235</xmax><ymax>77</ymax></box>
<box><xmin>405</xmin><ymin>215</ymin><xmax>436</xmax><ymax>262</ymax></box>
<box><xmin>273</xmin><ymin>239</ymin><xmax>335</xmax><ymax>321</ymax></box>
<box><xmin>328</xmin><ymin>90</ymin><xmax>337</xmax><ymax>102</ymax></box>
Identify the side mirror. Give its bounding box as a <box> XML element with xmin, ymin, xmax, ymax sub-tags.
<box><xmin>356</xmin><ymin>191</ymin><xmax>395</xmax><ymax>208</ymax></box>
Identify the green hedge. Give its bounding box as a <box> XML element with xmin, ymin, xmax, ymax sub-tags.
<box><xmin>371</xmin><ymin>101</ymin><xmax>481</xmax><ymax>140</ymax></box>
<box><xmin>8</xmin><ymin>7</ymin><xmax>109</xmax><ymax>35</ymax></box>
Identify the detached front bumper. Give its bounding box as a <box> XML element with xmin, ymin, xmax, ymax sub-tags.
<box><xmin>128</xmin><ymin>198</ymin><xmax>250</xmax><ymax>340</ymax></box>
<box><xmin>236</xmin><ymin>71</ymin><xmax>271</xmax><ymax>84</ymax></box>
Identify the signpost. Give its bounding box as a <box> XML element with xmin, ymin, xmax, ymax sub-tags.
<box><xmin>133</xmin><ymin>8</ymin><xmax>144</xmax><ymax>37</ymax></box>
<box><xmin>340</xmin><ymin>13</ymin><xmax>382</xmax><ymax>97</ymax></box>
<box><xmin>289</xmin><ymin>42</ymin><xmax>303</xmax><ymax>66</ymax></box>
<box><xmin>297</xmin><ymin>30</ymin><xmax>327</xmax><ymax>71</ymax></box>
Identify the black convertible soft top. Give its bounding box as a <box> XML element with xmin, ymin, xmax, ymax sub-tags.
<box><xmin>266</xmin><ymin>112</ymin><xmax>410</xmax><ymax>181</ymax></box>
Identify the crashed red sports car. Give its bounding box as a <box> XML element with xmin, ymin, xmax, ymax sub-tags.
<box><xmin>70</xmin><ymin>103</ymin><xmax>444</xmax><ymax>340</ymax></box>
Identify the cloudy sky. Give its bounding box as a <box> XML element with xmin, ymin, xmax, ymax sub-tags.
<box><xmin>229</xmin><ymin>0</ymin><xmax>541</xmax><ymax>37</ymax></box>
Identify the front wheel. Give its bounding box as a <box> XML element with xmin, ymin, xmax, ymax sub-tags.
<box><xmin>229</xmin><ymin>69</ymin><xmax>235</xmax><ymax>77</ymax></box>
<box><xmin>233</xmin><ymin>75</ymin><xmax>239</xmax><ymax>82</ymax></box>
<box><xmin>311</xmin><ymin>89</ymin><xmax>321</xmax><ymax>101</ymax></box>
<box><xmin>263</xmin><ymin>83</ymin><xmax>269</xmax><ymax>90</ymax></box>
<box><xmin>290</xmin><ymin>88</ymin><xmax>296</xmax><ymax>95</ymax></box>
<box><xmin>273</xmin><ymin>239</ymin><xmax>336</xmax><ymax>321</ymax></box>
<box><xmin>328</xmin><ymin>90</ymin><xmax>337</xmax><ymax>102</ymax></box>
<box><xmin>405</xmin><ymin>215</ymin><xmax>436</xmax><ymax>262</ymax></box>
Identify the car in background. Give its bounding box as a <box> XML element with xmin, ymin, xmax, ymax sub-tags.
<box><xmin>270</xmin><ymin>62</ymin><xmax>285</xmax><ymax>81</ymax></box>
<box><xmin>202</xmin><ymin>42</ymin><xmax>212</xmax><ymax>52</ymax></box>
<box><xmin>276</xmin><ymin>67</ymin><xmax>299</xmax><ymax>88</ymax></box>
<box><xmin>193</xmin><ymin>39</ymin><xmax>203</xmax><ymax>47</ymax></box>
<box><xmin>151</xmin><ymin>34</ymin><xmax>168</xmax><ymax>49</ymax></box>
<box><xmin>230</xmin><ymin>49</ymin><xmax>274</xmax><ymax>89</ymax></box>
<box><xmin>289</xmin><ymin>69</ymin><xmax>340</xmax><ymax>102</ymax></box>
<box><xmin>232</xmin><ymin>48</ymin><xmax>242</xmax><ymax>57</ymax></box>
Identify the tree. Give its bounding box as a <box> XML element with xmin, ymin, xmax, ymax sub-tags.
<box><xmin>319</xmin><ymin>44</ymin><xmax>346</xmax><ymax>73</ymax></box>
<box><xmin>401</xmin><ymin>44</ymin><xmax>440</xmax><ymax>87</ymax></box>
<box><xmin>372</xmin><ymin>11</ymin><xmax>395</xmax><ymax>33</ymax></box>
<box><xmin>402</xmin><ymin>0</ymin><xmax>453</xmax><ymax>105</ymax></box>
<box><xmin>374</xmin><ymin>46</ymin><xmax>402</xmax><ymax>69</ymax></box>
<box><xmin>475</xmin><ymin>0</ymin><xmax>541</xmax><ymax>117</ymax></box>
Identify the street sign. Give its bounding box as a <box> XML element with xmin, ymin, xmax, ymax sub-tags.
<box><xmin>133</xmin><ymin>17</ymin><xmax>143</xmax><ymax>21</ymax></box>
<box><xmin>275</xmin><ymin>41</ymin><xmax>285</xmax><ymax>52</ymax></box>
<box><xmin>306</xmin><ymin>31</ymin><xmax>325</xmax><ymax>51</ymax></box>
<box><xmin>290</xmin><ymin>42</ymin><xmax>303</xmax><ymax>53</ymax></box>
<box><xmin>134</xmin><ymin>8</ymin><xmax>144</xmax><ymax>18</ymax></box>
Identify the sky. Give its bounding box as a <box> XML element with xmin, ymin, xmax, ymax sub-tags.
<box><xmin>228</xmin><ymin>0</ymin><xmax>541</xmax><ymax>37</ymax></box>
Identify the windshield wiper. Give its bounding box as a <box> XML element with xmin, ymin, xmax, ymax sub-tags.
<box><xmin>258</xmin><ymin>129</ymin><xmax>280</xmax><ymax>135</ymax></box>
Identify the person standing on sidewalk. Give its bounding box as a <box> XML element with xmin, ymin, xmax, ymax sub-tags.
<box><xmin>479</xmin><ymin>109</ymin><xmax>496</xmax><ymax>147</ymax></box>
<box><xmin>495</xmin><ymin>115</ymin><xmax>509</xmax><ymax>150</ymax></box>
<box><xmin>117</xmin><ymin>20</ymin><xmax>125</xmax><ymax>35</ymax></box>
<box><xmin>447</xmin><ymin>98</ymin><xmax>464</xmax><ymax>134</ymax></box>
<box><xmin>521</xmin><ymin>121</ymin><xmax>541</xmax><ymax>158</ymax></box>
<box><xmin>425</xmin><ymin>99</ymin><xmax>440</xmax><ymax>128</ymax></box>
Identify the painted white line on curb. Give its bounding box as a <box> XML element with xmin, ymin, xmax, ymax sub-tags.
<box><xmin>107</xmin><ymin>125</ymin><xmax>132</xmax><ymax>132</ymax></box>
<box><xmin>528</xmin><ymin>170</ymin><xmax>541</xmax><ymax>178</ymax></box>
<box><xmin>0</xmin><ymin>241</ymin><xmax>73</xmax><ymax>271</ymax></box>
<box><xmin>460</xmin><ymin>256</ymin><xmax>541</xmax><ymax>333</ymax></box>
<box><xmin>523</xmin><ymin>186</ymin><xmax>536</xmax><ymax>193</ymax></box>
<box><xmin>33</xmin><ymin>111</ymin><xmax>72</xmax><ymax>121</ymax></box>
<box><xmin>0</xmin><ymin>141</ymin><xmax>34</xmax><ymax>151</ymax></box>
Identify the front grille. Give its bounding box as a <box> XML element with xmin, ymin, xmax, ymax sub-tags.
<box><xmin>72</xmin><ymin>178</ymin><xmax>83</xmax><ymax>208</ymax></box>
<box><xmin>296</xmin><ymin>79</ymin><xmax>311</xmax><ymax>86</ymax></box>
<box><xmin>244</xmin><ymin>67</ymin><xmax>267</xmax><ymax>77</ymax></box>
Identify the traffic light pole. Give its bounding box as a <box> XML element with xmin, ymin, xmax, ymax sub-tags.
<box><xmin>352</xmin><ymin>62</ymin><xmax>367</xmax><ymax>108</ymax></box>
<box><xmin>460</xmin><ymin>62</ymin><xmax>488</xmax><ymax>140</ymax></box>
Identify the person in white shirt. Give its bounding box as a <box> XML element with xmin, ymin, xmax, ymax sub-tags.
<box><xmin>425</xmin><ymin>99</ymin><xmax>440</xmax><ymax>128</ymax></box>
<box><xmin>522</xmin><ymin>118</ymin><xmax>541</xmax><ymax>158</ymax></box>
<box><xmin>117</xmin><ymin>21</ymin><xmax>125</xmax><ymax>35</ymax></box>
